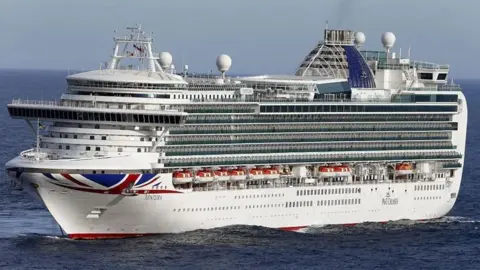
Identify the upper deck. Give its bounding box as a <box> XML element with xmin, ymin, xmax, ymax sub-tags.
<box><xmin>296</xmin><ymin>28</ymin><xmax>455</xmax><ymax>90</ymax></box>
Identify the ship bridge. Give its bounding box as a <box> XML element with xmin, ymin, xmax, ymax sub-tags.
<box><xmin>7</xmin><ymin>99</ymin><xmax>187</xmax><ymax>126</ymax></box>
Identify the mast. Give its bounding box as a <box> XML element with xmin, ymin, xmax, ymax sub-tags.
<box><xmin>36</xmin><ymin>118</ymin><xmax>40</xmax><ymax>162</ymax></box>
<box><xmin>108</xmin><ymin>23</ymin><xmax>161</xmax><ymax>73</ymax></box>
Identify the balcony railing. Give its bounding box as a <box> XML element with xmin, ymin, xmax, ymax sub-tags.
<box><xmin>9</xmin><ymin>99</ymin><xmax>184</xmax><ymax>113</ymax></box>
<box><xmin>161</xmin><ymin>152</ymin><xmax>462</xmax><ymax>167</ymax></box>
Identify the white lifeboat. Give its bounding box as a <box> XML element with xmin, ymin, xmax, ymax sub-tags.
<box><xmin>195</xmin><ymin>170</ymin><xmax>214</xmax><ymax>183</ymax></box>
<box><xmin>229</xmin><ymin>168</ymin><xmax>247</xmax><ymax>181</ymax></box>
<box><xmin>214</xmin><ymin>169</ymin><xmax>230</xmax><ymax>181</ymax></box>
<box><xmin>248</xmin><ymin>168</ymin><xmax>264</xmax><ymax>180</ymax></box>
<box><xmin>263</xmin><ymin>168</ymin><xmax>279</xmax><ymax>180</ymax></box>
<box><xmin>395</xmin><ymin>163</ymin><xmax>413</xmax><ymax>175</ymax></box>
<box><xmin>334</xmin><ymin>166</ymin><xmax>352</xmax><ymax>177</ymax></box>
<box><xmin>318</xmin><ymin>166</ymin><xmax>336</xmax><ymax>177</ymax></box>
<box><xmin>172</xmin><ymin>170</ymin><xmax>193</xmax><ymax>184</ymax></box>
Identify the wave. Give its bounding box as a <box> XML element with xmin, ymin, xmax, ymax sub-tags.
<box><xmin>1</xmin><ymin>215</ymin><xmax>478</xmax><ymax>243</ymax></box>
<box><xmin>296</xmin><ymin>215</ymin><xmax>480</xmax><ymax>234</ymax></box>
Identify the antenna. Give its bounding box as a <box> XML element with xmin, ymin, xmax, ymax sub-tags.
<box><xmin>408</xmin><ymin>45</ymin><xmax>411</xmax><ymax>59</ymax></box>
<box><xmin>36</xmin><ymin>118</ymin><xmax>40</xmax><ymax>162</ymax></box>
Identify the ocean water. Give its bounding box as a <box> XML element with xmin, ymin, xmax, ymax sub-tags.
<box><xmin>0</xmin><ymin>69</ymin><xmax>480</xmax><ymax>269</ymax></box>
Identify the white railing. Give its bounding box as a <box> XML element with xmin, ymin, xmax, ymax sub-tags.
<box><xmin>20</xmin><ymin>148</ymin><xmax>49</xmax><ymax>161</ymax></box>
<box><xmin>187</xmin><ymin>175</ymin><xmax>442</xmax><ymax>193</ymax></box>
<box><xmin>400</xmin><ymin>85</ymin><xmax>462</xmax><ymax>92</ymax></box>
<box><xmin>10</xmin><ymin>99</ymin><xmax>184</xmax><ymax>112</ymax></box>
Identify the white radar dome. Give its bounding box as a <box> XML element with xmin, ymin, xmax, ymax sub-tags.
<box><xmin>216</xmin><ymin>54</ymin><xmax>232</xmax><ymax>73</ymax></box>
<box><xmin>381</xmin><ymin>32</ymin><xmax>396</xmax><ymax>51</ymax></box>
<box><xmin>354</xmin><ymin>32</ymin><xmax>366</xmax><ymax>46</ymax></box>
<box><xmin>159</xmin><ymin>52</ymin><xmax>173</xmax><ymax>69</ymax></box>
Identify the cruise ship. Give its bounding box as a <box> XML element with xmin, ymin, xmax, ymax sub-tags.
<box><xmin>5</xmin><ymin>25</ymin><xmax>467</xmax><ymax>239</ymax></box>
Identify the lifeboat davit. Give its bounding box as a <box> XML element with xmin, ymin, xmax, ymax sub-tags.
<box><xmin>318</xmin><ymin>166</ymin><xmax>336</xmax><ymax>177</ymax></box>
<box><xmin>395</xmin><ymin>163</ymin><xmax>413</xmax><ymax>175</ymax></box>
<box><xmin>263</xmin><ymin>168</ymin><xmax>280</xmax><ymax>180</ymax></box>
<box><xmin>229</xmin><ymin>168</ymin><xmax>247</xmax><ymax>181</ymax></box>
<box><xmin>214</xmin><ymin>169</ymin><xmax>230</xmax><ymax>181</ymax></box>
<box><xmin>334</xmin><ymin>166</ymin><xmax>352</xmax><ymax>177</ymax></box>
<box><xmin>195</xmin><ymin>170</ymin><xmax>214</xmax><ymax>183</ymax></box>
<box><xmin>172</xmin><ymin>170</ymin><xmax>193</xmax><ymax>184</ymax></box>
<box><xmin>248</xmin><ymin>168</ymin><xmax>264</xmax><ymax>180</ymax></box>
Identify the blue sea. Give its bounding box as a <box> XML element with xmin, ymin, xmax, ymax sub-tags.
<box><xmin>1</xmin><ymin>69</ymin><xmax>480</xmax><ymax>269</ymax></box>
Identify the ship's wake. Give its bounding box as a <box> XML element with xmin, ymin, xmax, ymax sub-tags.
<box><xmin>300</xmin><ymin>215</ymin><xmax>480</xmax><ymax>234</ymax></box>
<box><xmin>2</xmin><ymin>215</ymin><xmax>479</xmax><ymax>243</ymax></box>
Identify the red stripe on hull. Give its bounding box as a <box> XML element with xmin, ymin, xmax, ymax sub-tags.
<box><xmin>135</xmin><ymin>176</ymin><xmax>160</xmax><ymax>188</ymax></box>
<box><xmin>48</xmin><ymin>181</ymin><xmax>183</xmax><ymax>195</ymax></box>
<box><xmin>61</xmin><ymin>174</ymin><xmax>90</xmax><ymax>187</ymax></box>
<box><xmin>67</xmin><ymin>219</ymin><xmax>426</xmax><ymax>240</ymax></box>
<box><xmin>68</xmin><ymin>233</ymin><xmax>153</xmax><ymax>240</ymax></box>
<box><xmin>108</xmin><ymin>174</ymin><xmax>140</xmax><ymax>194</ymax></box>
<box><xmin>135</xmin><ymin>189</ymin><xmax>183</xmax><ymax>194</ymax></box>
<box><xmin>278</xmin><ymin>226</ymin><xmax>308</xmax><ymax>231</ymax></box>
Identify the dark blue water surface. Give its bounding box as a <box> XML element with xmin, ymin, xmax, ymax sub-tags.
<box><xmin>1</xmin><ymin>69</ymin><xmax>480</xmax><ymax>269</ymax></box>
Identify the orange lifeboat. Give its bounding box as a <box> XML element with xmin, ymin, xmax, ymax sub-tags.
<box><xmin>214</xmin><ymin>169</ymin><xmax>230</xmax><ymax>181</ymax></box>
<box><xmin>172</xmin><ymin>170</ymin><xmax>193</xmax><ymax>184</ymax></box>
<box><xmin>395</xmin><ymin>163</ymin><xmax>413</xmax><ymax>175</ymax></box>
<box><xmin>229</xmin><ymin>168</ymin><xmax>247</xmax><ymax>181</ymax></box>
<box><xmin>263</xmin><ymin>168</ymin><xmax>280</xmax><ymax>180</ymax></box>
<box><xmin>318</xmin><ymin>166</ymin><xmax>336</xmax><ymax>177</ymax></box>
<box><xmin>194</xmin><ymin>170</ymin><xmax>214</xmax><ymax>183</ymax></box>
<box><xmin>334</xmin><ymin>165</ymin><xmax>352</xmax><ymax>177</ymax></box>
<box><xmin>248</xmin><ymin>168</ymin><xmax>264</xmax><ymax>180</ymax></box>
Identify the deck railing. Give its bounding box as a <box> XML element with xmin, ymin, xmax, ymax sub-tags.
<box><xmin>10</xmin><ymin>99</ymin><xmax>184</xmax><ymax>113</ymax></box>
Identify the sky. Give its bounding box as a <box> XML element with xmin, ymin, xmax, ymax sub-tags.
<box><xmin>0</xmin><ymin>0</ymin><xmax>478</xmax><ymax>78</ymax></box>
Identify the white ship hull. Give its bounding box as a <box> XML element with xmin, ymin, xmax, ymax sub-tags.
<box><xmin>8</xmin><ymin>171</ymin><xmax>462</xmax><ymax>239</ymax></box>
<box><xmin>4</xmin><ymin>25</ymin><xmax>468</xmax><ymax>241</ymax></box>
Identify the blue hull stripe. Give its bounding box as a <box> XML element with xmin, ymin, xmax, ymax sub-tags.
<box><xmin>135</xmin><ymin>174</ymin><xmax>157</xmax><ymax>186</ymax></box>
<box><xmin>81</xmin><ymin>174</ymin><xmax>126</xmax><ymax>188</ymax></box>
<box><xmin>43</xmin><ymin>173</ymin><xmax>56</xmax><ymax>181</ymax></box>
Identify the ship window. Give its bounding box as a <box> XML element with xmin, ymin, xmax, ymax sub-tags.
<box><xmin>437</xmin><ymin>73</ymin><xmax>447</xmax><ymax>80</ymax></box>
<box><xmin>90</xmin><ymin>136</ymin><xmax>94</xmax><ymax>140</ymax></box>
<box><xmin>102</xmin><ymin>136</ymin><xmax>106</xmax><ymax>140</ymax></box>
<box><xmin>86</xmin><ymin>146</ymin><xmax>91</xmax><ymax>151</ymax></box>
<box><xmin>419</xmin><ymin>73</ymin><xmax>433</xmax><ymax>80</ymax></box>
<box><xmin>66</xmin><ymin>145</ymin><xmax>70</xmax><ymax>150</ymax></box>
<box><xmin>74</xmin><ymin>135</ymin><xmax>77</xmax><ymax>139</ymax></box>
<box><xmin>58</xmin><ymin>145</ymin><xmax>62</xmax><ymax>149</ymax></box>
<box><xmin>95</xmin><ymin>147</ymin><xmax>100</xmax><ymax>151</ymax></box>
<box><xmin>118</xmin><ymin>148</ymin><xmax>123</xmax><ymax>152</ymax></box>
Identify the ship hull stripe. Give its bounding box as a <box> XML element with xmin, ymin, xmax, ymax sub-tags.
<box><xmin>135</xmin><ymin>174</ymin><xmax>158</xmax><ymax>186</ymax></box>
<box><xmin>80</xmin><ymin>174</ymin><xmax>126</xmax><ymax>188</ymax></box>
<box><xmin>135</xmin><ymin>176</ymin><xmax>160</xmax><ymax>188</ymax></box>
<box><xmin>61</xmin><ymin>174</ymin><xmax>90</xmax><ymax>187</ymax></box>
